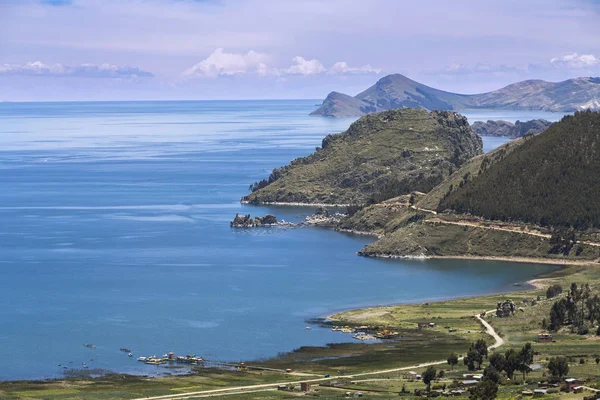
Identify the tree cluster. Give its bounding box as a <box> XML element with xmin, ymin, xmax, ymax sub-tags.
<box><xmin>464</xmin><ymin>339</ymin><xmax>488</xmax><ymax>370</ymax></box>
<box><xmin>439</xmin><ymin>110</ymin><xmax>600</xmax><ymax>230</ymax></box>
<box><xmin>545</xmin><ymin>284</ymin><xmax>563</xmax><ymax>299</ymax></box>
<box><xmin>546</xmin><ymin>282</ymin><xmax>600</xmax><ymax>333</ymax></box>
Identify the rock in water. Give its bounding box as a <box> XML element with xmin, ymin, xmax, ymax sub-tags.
<box><xmin>230</xmin><ymin>213</ymin><xmax>288</xmax><ymax>228</ymax></box>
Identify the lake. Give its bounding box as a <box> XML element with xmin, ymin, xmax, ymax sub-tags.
<box><xmin>0</xmin><ymin>101</ymin><xmax>565</xmax><ymax>380</ymax></box>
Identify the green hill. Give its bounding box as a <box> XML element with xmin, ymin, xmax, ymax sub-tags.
<box><xmin>243</xmin><ymin>108</ymin><xmax>483</xmax><ymax>205</ymax></box>
<box><xmin>440</xmin><ymin>110</ymin><xmax>600</xmax><ymax>229</ymax></box>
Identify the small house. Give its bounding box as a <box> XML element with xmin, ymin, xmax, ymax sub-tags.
<box><xmin>300</xmin><ymin>382</ymin><xmax>311</xmax><ymax>392</ymax></box>
<box><xmin>403</xmin><ymin>371</ymin><xmax>418</xmax><ymax>380</ymax></box>
<box><xmin>536</xmin><ymin>333</ymin><xmax>553</xmax><ymax>343</ymax></box>
<box><xmin>565</xmin><ymin>378</ymin><xmax>585</xmax><ymax>392</ymax></box>
<box><xmin>461</xmin><ymin>380</ymin><xmax>478</xmax><ymax>387</ymax></box>
<box><xmin>573</xmin><ymin>386</ymin><xmax>584</xmax><ymax>394</ymax></box>
<box><xmin>533</xmin><ymin>389</ymin><xmax>548</xmax><ymax>395</ymax></box>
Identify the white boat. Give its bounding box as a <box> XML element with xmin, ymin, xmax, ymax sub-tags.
<box><xmin>137</xmin><ymin>356</ymin><xmax>147</xmax><ymax>362</ymax></box>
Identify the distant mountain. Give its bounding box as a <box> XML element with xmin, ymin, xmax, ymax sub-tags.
<box><xmin>471</xmin><ymin>119</ymin><xmax>552</xmax><ymax>138</ymax></box>
<box><xmin>440</xmin><ymin>110</ymin><xmax>600</xmax><ymax>229</ymax></box>
<box><xmin>311</xmin><ymin>74</ymin><xmax>600</xmax><ymax>117</ymax></box>
<box><xmin>243</xmin><ymin>109</ymin><xmax>482</xmax><ymax>205</ymax></box>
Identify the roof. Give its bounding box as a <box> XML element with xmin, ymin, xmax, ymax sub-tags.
<box><xmin>462</xmin><ymin>380</ymin><xmax>478</xmax><ymax>385</ymax></box>
<box><xmin>565</xmin><ymin>378</ymin><xmax>583</xmax><ymax>383</ymax></box>
<box><xmin>529</xmin><ymin>364</ymin><xmax>543</xmax><ymax>371</ymax></box>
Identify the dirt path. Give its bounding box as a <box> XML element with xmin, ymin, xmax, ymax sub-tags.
<box><xmin>426</xmin><ymin>218</ymin><xmax>600</xmax><ymax>248</ymax></box>
<box><xmin>131</xmin><ymin>314</ymin><xmax>503</xmax><ymax>400</ymax></box>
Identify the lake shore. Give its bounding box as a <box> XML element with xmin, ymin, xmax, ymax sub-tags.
<box><xmin>360</xmin><ymin>252</ymin><xmax>599</xmax><ymax>267</ymax></box>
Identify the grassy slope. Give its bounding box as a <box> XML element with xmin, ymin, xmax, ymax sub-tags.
<box><xmin>243</xmin><ymin>109</ymin><xmax>482</xmax><ymax>205</ymax></box>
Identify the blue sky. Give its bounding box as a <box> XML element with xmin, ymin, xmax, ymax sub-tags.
<box><xmin>1</xmin><ymin>0</ymin><xmax>600</xmax><ymax>101</ymax></box>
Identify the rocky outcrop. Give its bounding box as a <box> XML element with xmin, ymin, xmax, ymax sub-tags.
<box><xmin>243</xmin><ymin>108</ymin><xmax>483</xmax><ymax>205</ymax></box>
<box><xmin>230</xmin><ymin>208</ymin><xmax>344</xmax><ymax>228</ymax></box>
<box><xmin>311</xmin><ymin>74</ymin><xmax>600</xmax><ymax>117</ymax></box>
<box><xmin>472</xmin><ymin>119</ymin><xmax>552</xmax><ymax>138</ymax></box>
<box><xmin>230</xmin><ymin>213</ymin><xmax>290</xmax><ymax>228</ymax></box>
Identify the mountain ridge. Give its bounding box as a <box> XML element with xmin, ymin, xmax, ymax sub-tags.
<box><xmin>311</xmin><ymin>74</ymin><xmax>600</xmax><ymax>117</ymax></box>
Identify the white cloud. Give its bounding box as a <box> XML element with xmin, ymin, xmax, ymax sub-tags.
<box><xmin>183</xmin><ymin>50</ymin><xmax>381</xmax><ymax>79</ymax></box>
<box><xmin>329</xmin><ymin>61</ymin><xmax>381</xmax><ymax>75</ymax></box>
<box><xmin>182</xmin><ymin>48</ymin><xmax>271</xmax><ymax>78</ymax></box>
<box><xmin>283</xmin><ymin>56</ymin><xmax>326</xmax><ymax>76</ymax></box>
<box><xmin>0</xmin><ymin>61</ymin><xmax>153</xmax><ymax>78</ymax></box>
<box><xmin>550</xmin><ymin>53</ymin><xmax>599</xmax><ymax>69</ymax></box>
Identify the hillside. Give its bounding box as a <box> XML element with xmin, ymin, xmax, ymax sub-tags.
<box><xmin>440</xmin><ymin>110</ymin><xmax>600</xmax><ymax>229</ymax></box>
<box><xmin>242</xmin><ymin>109</ymin><xmax>482</xmax><ymax>205</ymax></box>
<box><xmin>311</xmin><ymin>74</ymin><xmax>600</xmax><ymax>117</ymax></box>
<box><xmin>471</xmin><ymin>119</ymin><xmax>552</xmax><ymax>138</ymax></box>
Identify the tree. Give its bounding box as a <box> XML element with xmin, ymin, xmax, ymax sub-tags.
<box><xmin>504</xmin><ymin>349</ymin><xmax>520</xmax><ymax>380</ymax></box>
<box><xmin>549</xmin><ymin>299</ymin><xmax>567</xmax><ymax>331</ymax></box>
<box><xmin>489</xmin><ymin>353</ymin><xmax>506</xmax><ymax>372</ymax></box>
<box><xmin>546</xmin><ymin>284</ymin><xmax>563</xmax><ymax>299</ymax></box>
<box><xmin>483</xmin><ymin>366</ymin><xmax>501</xmax><ymax>384</ymax></box>
<box><xmin>464</xmin><ymin>347</ymin><xmax>480</xmax><ymax>371</ymax></box>
<box><xmin>548</xmin><ymin>356</ymin><xmax>569</xmax><ymax>381</ymax></box>
<box><xmin>474</xmin><ymin>339</ymin><xmax>489</xmax><ymax>361</ymax></box>
<box><xmin>438</xmin><ymin>370</ymin><xmax>445</xmax><ymax>379</ymax></box>
<box><xmin>518</xmin><ymin>343</ymin><xmax>534</xmax><ymax>380</ymax></box>
<box><xmin>469</xmin><ymin>379</ymin><xmax>498</xmax><ymax>400</ymax></box>
<box><xmin>422</xmin><ymin>366</ymin><xmax>437</xmax><ymax>397</ymax></box>
<box><xmin>447</xmin><ymin>353</ymin><xmax>459</xmax><ymax>370</ymax></box>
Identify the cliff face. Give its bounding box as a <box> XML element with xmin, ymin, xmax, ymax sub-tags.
<box><xmin>311</xmin><ymin>74</ymin><xmax>600</xmax><ymax>117</ymax></box>
<box><xmin>243</xmin><ymin>108</ymin><xmax>483</xmax><ymax>205</ymax></box>
<box><xmin>471</xmin><ymin>119</ymin><xmax>552</xmax><ymax>138</ymax></box>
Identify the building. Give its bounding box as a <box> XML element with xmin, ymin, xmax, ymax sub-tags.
<box><xmin>536</xmin><ymin>333</ymin><xmax>553</xmax><ymax>343</ymax></box>
<box><xmin>300</xmin><ymin>382</ymin><xmax>311</xmax><ymax>392</ymax></box>
<box><xmin>461</xmin><ymin>380</ymin><xmax>478</xmax><ymax>387</ymax></box>
<box><xmin>565</xmin><ymin>378</ymin><xmax>585</xmax><ymax>392</ymax></box>
<box><xmin>403</xmin><ymin>371</ymin><xmax>418</xmax><ymax>380</ymax></box>
<box><xmin>417</xmin><ymin>322</ymin><xmax>436</xmax><ymax>328</ymax></box>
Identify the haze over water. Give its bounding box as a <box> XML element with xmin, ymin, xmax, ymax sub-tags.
<box><xmin>0</xmin><ymin>101</ymin><xmax>563</xmax><ymax>380</ymax></box>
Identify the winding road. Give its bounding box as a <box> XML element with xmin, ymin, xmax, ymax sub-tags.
<box><xmin>132</xmin><ymin>313</ymin><xmax>503</xmax><ymax>399</ymax></box>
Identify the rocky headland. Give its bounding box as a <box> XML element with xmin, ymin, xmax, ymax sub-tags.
<box><xmin>243</xmin><ymin>108</ymin><xmax>482</xmax><ymax>205</ymax></box>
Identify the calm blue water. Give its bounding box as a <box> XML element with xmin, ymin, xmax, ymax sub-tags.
<box><xmin>0</xmin><ymin>101</ymin><xmax>564</xmax><ymax>380</ymax></box>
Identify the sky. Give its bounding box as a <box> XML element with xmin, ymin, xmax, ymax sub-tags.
<box><xmin>1</xmin><ymin>0</ymin><xmax>600</xmax><ymax>101</ymax></box>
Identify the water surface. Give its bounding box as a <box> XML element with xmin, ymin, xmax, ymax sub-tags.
<box><xmin>0</xmin><ymin>101</ymin><xmax>563</xmax><ymax>380</ymax></box>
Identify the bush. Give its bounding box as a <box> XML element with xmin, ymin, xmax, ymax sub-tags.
<box><xmin>546</xmin><ymin>284</ymin><xmax>563</xmax><ymax>299</ymax></box>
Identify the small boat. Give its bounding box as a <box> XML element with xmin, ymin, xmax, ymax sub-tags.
<box><xmin>137</xmin><ymin>356</ymin><xmax>147</xmax><ymax>362</ymax></box>
<box><xmin>128</xmin><ymin>353</ymin><xmax>133</xmax><ymax>357</ymax></box>
<box><xmin>305</xmin><ymin>326</ymin><xmax>312</xmax><ymax>330</ymax></box>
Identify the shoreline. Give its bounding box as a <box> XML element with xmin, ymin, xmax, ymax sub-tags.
<box><xmin>3</xmin><ymin>259</ymin><xmax>576</xmax><ymax>384</ymax></box>
<box><xmin>325</xmin><ymin>263</ymin><xmax>572</xmax><ymax>322</ymax></box>
<box><xmin>359</xmin><ymin>252</ymin><xmax>599</xmax><ymax>267</ymax></box>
